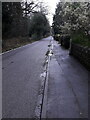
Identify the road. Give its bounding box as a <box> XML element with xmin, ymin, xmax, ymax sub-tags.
<box><xmin>2</xmin><ymin>36</ymin><xmax>51</xmax><ymax>118</ymax></box>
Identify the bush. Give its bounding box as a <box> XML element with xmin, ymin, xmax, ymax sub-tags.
<box><xmin>60</xmin><ymin>34</ymin><xmax>70</xmax><ymax>49</ymax></box>
<box><xmin>71</xmin><ymin>33</ymin><xmax>90</xmax><ymax>47</ymax></box>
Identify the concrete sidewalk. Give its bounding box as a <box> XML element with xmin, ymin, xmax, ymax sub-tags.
<box><xmin>45</xmin><ymin>40</ymin><xmax>88</xmax><ymax>118</ymax></box>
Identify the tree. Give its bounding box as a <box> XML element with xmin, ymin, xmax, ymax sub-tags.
<box><xmin>21</xmin><ymin>0</ymin><xmax>49</xmax><ymax>17</ymax></box>
<box><xmin>52</xmin><ymin>2</ymin><xmax>90</xmax><ymax>46</ymax></box>
<box><xmin>2</xmin><ymin>0</ymin><xmax>50</xmax><ymax>48</ymax></box>
<box><xmin>29</xmin><ymin>12</ymin><xmax>50</xmax><ymax>40</ymax></box>
<box><xmin>2</xmin><ymin>1</ymin><xmax>49</xmax><ymax>38</ymax></box>
<box><xmin>2</xmin><ymin>2</ymin><xmax>23</xmax><ymax>37</ymax></box>
<box><xmin>53</xmin><ymin>2</ymin><xmax>64</xmax><ymax>35</ymax></box>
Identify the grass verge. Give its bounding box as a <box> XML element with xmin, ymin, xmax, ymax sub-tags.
<box><xmin>2</xmin><ymin>37</ymin><xmax>37</xmax><ymax>52</ymax></box>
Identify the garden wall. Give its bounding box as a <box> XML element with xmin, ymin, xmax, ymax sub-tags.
<box><xmin>69</xmin><ymin>43</ymin><xmax>90</xmax><ymax>70</ymax></box>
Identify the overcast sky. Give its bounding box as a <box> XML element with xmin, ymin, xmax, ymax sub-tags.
<box><xmin>26</xmin><ymin>0</ymin><xmax>59</xmax><ymax>25</ymax></box>
<box><xmin>43</xmin><ymin>0</ymin><xmax>60</xmax><ymax>25</ymax></box>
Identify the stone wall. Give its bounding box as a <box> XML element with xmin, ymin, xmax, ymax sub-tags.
<box><xmin>69</xmin><ymin>43</ymin><xmax>90</xmax><ymax>70</ymax></box>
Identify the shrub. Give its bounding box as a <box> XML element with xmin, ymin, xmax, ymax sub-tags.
<box><xmin>71</xmin><ymin>33</ymin><xmax>90</xmax><ymax>47</ymax></box>
<box><xmin>60</xmin><ymin>34</ymin><xmax>70</xmax><ymax>49</ymax></box>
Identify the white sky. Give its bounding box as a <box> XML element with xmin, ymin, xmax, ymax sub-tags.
<box><xmin>44</xmin><ymin>0</ymin><xmax>60</xmax><ymax>25</ymax></box>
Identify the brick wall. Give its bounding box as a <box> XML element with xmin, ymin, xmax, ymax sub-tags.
<box><xmin>69</xmin><ymin>43</ymin><xmax>90</xmax><ymax>70</ymax></box>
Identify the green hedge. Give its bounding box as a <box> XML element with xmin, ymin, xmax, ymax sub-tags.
<box><xmin>71</xmin><ymin>33</ymin><xmax>90</xmax><ymax>48</ymax></box>
<box><xmin>70</xmin><ymin>43</ymin><xmax>90</xmax><ymax>70</ymax></box>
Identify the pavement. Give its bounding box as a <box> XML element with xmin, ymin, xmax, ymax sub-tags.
<box><xmin>43</xmin><ymin>40</ymin><xmax>88</xmax><ymax>118</ymax></box>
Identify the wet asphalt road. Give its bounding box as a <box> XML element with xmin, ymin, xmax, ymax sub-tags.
<box><xmin>2</xmin><ymin>36</ymin><xmax>51</xmax><ymax>118</ymax></box>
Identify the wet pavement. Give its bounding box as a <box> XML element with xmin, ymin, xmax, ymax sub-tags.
<box><xmin>46</xmin><ymin>40</ymin><xmax>88</xmax><ymax>118</ymax></box>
